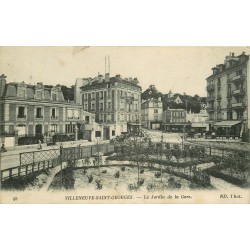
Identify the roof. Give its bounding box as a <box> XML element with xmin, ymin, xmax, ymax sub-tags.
<box><xmin>214</xmin><ymin>120</ymin><xmax>242</xmax><ymax>127</ymax></box>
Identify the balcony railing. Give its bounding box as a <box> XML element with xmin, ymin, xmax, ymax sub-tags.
<box><xmin>232</xmin><ymin>74</ymin><xmax>244</xmax><ymax>82</ymax></box>
<box><xmin>232</xmin><ymin>103</ymin><xmax>243</xmax><ymax>108</ymax></box>
<box><xmin>35</xmin><ymin>115</ymin><xmax>43</xmax><ymax>119</ymax></box>
<box><xmin>227</xmin><ymin>92</ymin><xmax>232</xmax><ymax>98</ymax></box>
<box><xmin>67</xmin><ymin>116</ymin><xmax>80</xmax><ymax>119</ymax></box>
<box><xmin>206</xmin><ymin>85</ymin><xmax>215</xmax><ymax>91</ymax></box>
<box><xmin>51</xmin><ymin>116</ymin><xmax>58</xmax><ymax>119</ymax></box>
<box><xmin>207</xmin><ymin>95</ymin><xmax>215</xmax><ymax>101</ymax></box>
<box><xmin>232</xmin><ymin>89</ymin><xmax>244</xmax><ymax>96</ymax></box>
<box><xmin>227</xmin><ymin>104</ymin><xmax>232</xmax><ymax>109</ymax></box>
<box><xmin>217</xmin><ymin>106</ymin><xmax>221</xmax><ymax>111</ymax></box>
<box><xmin>217</xmin><ymin>94</ymin><xmax>222</xmax><ymax>100</ymax></box>
<box><xmin>17</xmin><ymin>115</ymin><xmax>26</xmax><ymax>118</ymax></box>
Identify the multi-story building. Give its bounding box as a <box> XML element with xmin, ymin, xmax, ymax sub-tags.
<box><xmin>0</xmin><ymin>74</ymin><xmax>96</xmax><ymax>144</ymax></box>
<box><xmin>186</xmin><ymin>109</ymin><xmax>209</xmax><ymax>134</ymax></box>
<box><xmin>76</xmin><ymin>73</ymin><xmax>142</xmax><ymax>140</ymax></box>
<box><xmin>141</xmin><ymin>97</ymin><xmax>163</xmax><ymax>129</ymax></box>
<box><xmin>206</xmin><ymin>52</ymin><xmax>249</xmax><ymax>140</ymax></box>
<box><xmin>162</xmin><ymin>108</ymin><xmax>187</xmax><ymax>132</ymax></box>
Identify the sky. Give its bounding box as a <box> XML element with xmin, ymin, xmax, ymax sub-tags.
<box><xmin>1</xmin><ymin>46</ymin><xmax>250</xmax><ymax>96</ymax></box>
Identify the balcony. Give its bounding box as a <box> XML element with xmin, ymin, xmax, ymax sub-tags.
<box><xmin>232</xmin><ymin>74</ymin><xmax>244</xmax><ymax>82</ymax></box>
<box><xmin>206</xmin><ymin>85</ymin><xmax>215</xmax><ymax>91</ymax></box>
<box><xmin>35</xmin><ymin>115</ymin><xmax>43</xmax><ymax>119</ymax></box>
<box><xmin>217</xmin><ymin>94</ymin><xmax>222</xmax><ymax>100</ymax></box>
<box><xmin>232</xmin><ymin>103</ymin><xmax>243</xmax><ymax>109</ymax></box>
<box><xmin>67</xmin><ymin>116</ymin><xmax>80</xmax><ymax>120</ymax></box>
<box><xmin>206</xmin><ymin>107</ymin><xmax>215</xmax><ymax>112</ymax></box>
<box><xmin>232</xmin><ymin>89</ymin><xmax>244</xmax><ymax>96</ymax></box>
<box><xmin>51</xmin><ymin>116</ymin><xmax>58</xmax><ymax>120</ymax></box>
<box><xmin>17</xmin><ymin>115</ymin><xmax>26</xmax><ymax>119</ymax></box>
<box><xmin>207</xmin><ymin>95</ymin><xmax>215</xmax><ymax>101</ymax></box>
<box><xmin>217</xmin><ymin>106</ymin><xmax>221</xmax><ymax>111</ymax></box>
<box><xmin>227</xmin><ymin>104</ymin><xmax>232</xmax><ymax>109</ymax></box>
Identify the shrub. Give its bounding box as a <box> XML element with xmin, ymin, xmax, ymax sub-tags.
<box><xmin>155</xmin><ymin>172</ymin><xmax>161</xmax><ymax>178</ymax></box>
<box><xmin>101</xmin><ymin>169</ymin><xmax>107</xmax><ymax>174</ymax></box>
<box><xmin>140</xmin><ymin>168</ymin><xmax>144</xmax><ymax>174</ymax></box>
<box><xmin>114</xmin><ymin>171</ymin><xmax>120</xmax><ymax>178</ymax></box>
<box><xmin>138</xmin><ymin>178</ymin><xmax>144</xmax><ymax>186</ymax></box>
<box><xmin>127</xmin><ymin>183</ymin><xmax>139</xmax><ymax>191</ymax></box>
<box><xmin>147</xmin><ymin>182</ymin><xmax>157</xmax><ymax>192</ymax></box>
<box><xmin>87</xmin><ymin>174</ymin><xmax>93</xmax><ymax>183</ymax></box>
<box><xmin>121</xmin><ymin>166</ymin><xmax>126</xmax><ymax>171</ymax></box>
<box><xmin>95</xmin><ymin>179</ymin><xmax>103</xmax><ymax>190</ymax></box>
<box><xmin>167</xmin><ymin>177</ymin><xmax>181</xmax><ymax>189</ymax></box>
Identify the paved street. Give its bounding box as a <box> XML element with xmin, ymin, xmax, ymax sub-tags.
<box><xmin>142</xmin><ymin>129</ymin><xmax>182</xmax><ymax>143</ymax></box>
<box><xmin>0</xmin><ymin>140</ymin><xmax>103</xmax><ymax>171</ymax></box>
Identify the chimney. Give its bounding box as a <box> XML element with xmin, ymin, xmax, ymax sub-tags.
<box><xmin>105</xmin><ymin>73</ymin><xmax>110</xmax><ymax>82</ymax></box>
<box><xmin>232</xmin><ymin>52</ymin><xmax>235</xmax><ymax>57</ymax></box>
<box><xmin>98</xmin><ymin>74</ymin><xmax>103</xmax><ymax>83</ymax></box>
<box><xmin>132</xmin><ymin>78</ymin><xmax>139</xmax><ymax>84</ymax></box>
<box><xmin>0</xmin><ymin>74</ymin><xmax>7</xmax><ymax>97</ymax></box>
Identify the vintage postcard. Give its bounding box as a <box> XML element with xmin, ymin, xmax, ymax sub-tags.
<box><xmin>0</xmin><ymin>46</ymin><xmax>249</xmax><ymax>204</ymax></box>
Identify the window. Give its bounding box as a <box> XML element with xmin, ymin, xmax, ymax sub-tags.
<box><xmin>120</xmin><ymin>114</ymin><xmax>124</xmax><ymax>121</ymax></box>
<box><xmin>107</xmin><ymin>114</ymin><xmax>111</xmax><ymax>122</ymax></box>
<box><xmin>52</xmin><ymin>93</ymin><xmax>57</xmax><ymax>101</ymax></box>
<box><xmin>120</xmin><ymin>90</ymin><xmax>123</xmax><ymax>97</ymax></box>
<box><xmin>91</xmin><ymin>92</ymin><xmax>95</xmax><ymax>99</ymax></box>
<box><xmin>100</xmin><ymin>91</ymin><xmax>103</xmax><ymax>99</ymax></box>
<box><xmin>180</xmin><ymin>112</ymin><xmax>184</xmax><ymax>117</ymax></box>
<box><xmin>91</xmin><ymin>103</ymin><xmax>95</xmax><ymax>111</ymax></box>
<box><xmin>17</xmin><ymin>107</ymin><xmax>25</xmax><ymax>118</ymax></box>
<box><xmin>36</xmin><ymin>91</ymin><xmax>42</xmax><ymax>99</ymax></box>
<box><xmin>154</xmin><ymin>109</ymin><xmax>158</xmax><ymax>113</ymax></box>
<box><xmin>84</xmin><ymin>104</ymin><xmax>88</xmax><ymax>111</ymax></box>
<box><xmin>108</xmin><ymin>102</ymin><xmax>111</xmax><ymax>109</ymax></box>
<box><xmin>107</xmin><ymin>90</ymin><xmax>111</xmax><ymax>99</ymax></box>
<box><xmin>18</xmin><ymin>89</ymin><xmax>25</xmax><ymax>98</ymax></box>
<box><xmin>111</xmin><ymin>114</ymin><xmax>114</xmax><ymax>122</ymax></box>
<box><xmin>36</xmin><ymin>107</ymin><xmax>43</xmax><ymax>118</ymax></box>
<box><xmin>100</xmin><ymin>103</ymin><xmax>103</xmax><ymax>111</ymax></box>
<box><xmin>84</xmin><ymin>93</ymin><xmax>88</xmax><ymax>100</ymax></box>
<box><xmin>95</xmin><ymin>131</ymin><xmax>101</xmax><ymax>137</ymax></box>
<box><xmin>65</xmin><ymin>124</ymin><xmax>75</xmax><ymax>133</ymax></box>
<box><xmin>135</xmin><ymin>103</ymin><xmax>138</xmax><ymax>111</ymax></box>
<box><xmin>99</xmin><ymin>114</ymin><xmax>103</xmax><ymax>122</ymax></box>
<box><xmin>112</xmin><ymin>130</ymin><xmax>115</xmax><ymax>136</ymax></box>
<box><xmin>51</xmin><ymin>108</ymin><xmax>57</xmax><ymax>119</ymax></box>
<box><xmin>51</xmin><ymin>124</ymin><xmax>57</xmax><ymax>133</ymax></box>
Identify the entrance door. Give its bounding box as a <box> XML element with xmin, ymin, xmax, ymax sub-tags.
<box><xmin>35</xmin><ymin>124</ymin><xmax>43</xmax><ymax>137</ymax></box>
<box><xmin>103</xmin><ymin>127</ymin><xmax>110</xmax><ymax>140</ymax></box>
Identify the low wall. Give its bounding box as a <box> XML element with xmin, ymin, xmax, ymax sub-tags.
<box><xmin>0</xmin><ymin>136</ymin><xmax>15</xmax><ymax>148</ymax></box>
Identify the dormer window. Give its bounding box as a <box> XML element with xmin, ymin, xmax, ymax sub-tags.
<box><xmin>52</xmin><ymin>93</ymin><xmax>57</xmax><ymax>101</ymax></box>
<box><xmin>17</xmin><ymin>83</ymin><xmax>26</xmax><ymax>98</ymax></box>
<box><xmin>36</xmin><ymin>91</ymin><xmax>42</xmax><ymax>99</ymax></box>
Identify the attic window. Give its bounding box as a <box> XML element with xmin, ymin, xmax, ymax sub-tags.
<box><xmin>36</xmin><ymin>91</ymin><xmax>42</xmax><ymax>99</ymax></box>
<box><xmin>52</xmin><ymin>93</ymin><xmax>57</xmax><ymax>101</ymax></box>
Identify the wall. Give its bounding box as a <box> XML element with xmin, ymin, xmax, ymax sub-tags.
<box><xmin>0</xmin><ymin>136</ymin><xmax>15</xmax><ymax>148</ymax></box>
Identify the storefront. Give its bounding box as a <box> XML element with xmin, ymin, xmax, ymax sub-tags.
<box><xmin>214</xmin><ymin>120</ymin><xmax>242</xmax><ymax>139</ymax></box>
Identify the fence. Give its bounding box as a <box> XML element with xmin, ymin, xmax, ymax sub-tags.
<box><xmin>1</xmin><ymin>143</ymin><xmax>115</xmax><ymax>183</ymax></box>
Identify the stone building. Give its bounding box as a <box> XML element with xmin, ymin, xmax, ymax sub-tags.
<box><xmin>162</xmin><ymin>108</ymin><xmax>187</xmax><ymax>132</ymax></box>
<box><xmin>0</xmin><ymin>75</ymin><xmax>96</xmax><ymax>144</ymax></box>
<box><xmin>206</xmin><ymin>52</ymin><xmax>249</xmax><ymax>140</ymax></box>
<box><xmin>141</xmin><ymin>97</ymin><xmax>163</xmax><ymax>129</ymax></box>
<box><xmin>76</xmin><ymin>73</ymin><xmax>142</xmax><ymax>140</ymax></box>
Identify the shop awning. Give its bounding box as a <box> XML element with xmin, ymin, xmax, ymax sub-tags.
<box><xmin>214</xmin><ymin>120</ymin><xmax>242</xmax><ymax>127</ymax></box>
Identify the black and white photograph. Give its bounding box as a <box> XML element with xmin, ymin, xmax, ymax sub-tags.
<box><xmin>0</xmin><ymin>46</ymin><xmax>249</xmax><ymax>203</ymax></box>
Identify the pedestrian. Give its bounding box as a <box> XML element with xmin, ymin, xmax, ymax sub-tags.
<box><xmin>37</xmin><ymin>139</ymin><xmax>42</xmax><ymax>149</ymax></box>
<box><xmin>1</xmin><ymin>143</ymin><xmax>7</xmax><ymax>152</ymax></box>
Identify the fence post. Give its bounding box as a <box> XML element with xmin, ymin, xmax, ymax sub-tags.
<box><xmin>25</xmin><ymin>165</ymin><xmax>28</xmax><ymax>177</ymax></box>
<box><xmin>209</xmin><ymin>146</ymin><xmax>212</xmax><ymax>155</ymax></box>
<box><xmin>9</xmin><ymin>168</ymin><xmax>12</xmax><ymax>178</ymax></box>
<box><xmin>18</xmin><ymin>167</ymin><xmax>21</xmax><ymax>176</ymax></box>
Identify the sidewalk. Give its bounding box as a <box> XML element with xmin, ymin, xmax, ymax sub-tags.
<box><xmin>0</xmin><ymin>139</ymin><xmax>110</xmax><ymax>158</ymax></box>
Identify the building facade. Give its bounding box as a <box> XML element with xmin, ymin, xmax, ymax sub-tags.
<box><xmin>162</xmin><ymin>108</ymin><xmax>187</xmax><ymax>132</ymax></box>
<box><xmin>141</xmin><ymin>97</ymin><xmax>163</xmax><ymax>129</ymax></box>
<box><xmin>77</xmin><ymin>73</ymin><xmax>142</xmax><ymax>140</ymax></box>
<box><xmin>186</xmin><ymin>109</ymin><xmax>209</xmax><ymax>134</ymax></box>
<box><xmin>0</xmin><ymin>75</ymin><xmax>96</xmax><ymax>144</ymax></box>
<box><xmin>206</xmin><ymin>52</ymin><xmax>249</xmax><ymax>140</ymax></box>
